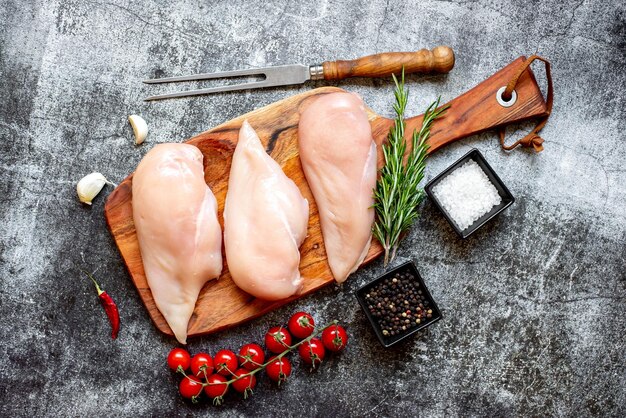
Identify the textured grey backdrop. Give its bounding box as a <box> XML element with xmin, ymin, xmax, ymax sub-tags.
<box><xmin>1</xmin><ymin>0</ymin><xmax>625</xmax><ymax>416</ymax></box>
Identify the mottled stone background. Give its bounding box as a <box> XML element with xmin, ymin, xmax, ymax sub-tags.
<box><xmin>1</xmin><ymin>0</ymin><xmax>624</xmax><ymax>416</ymax></box>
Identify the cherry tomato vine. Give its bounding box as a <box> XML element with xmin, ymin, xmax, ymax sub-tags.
<box><xmin>168</xmin><ymin>314</ymin><xmax>347</xmax><ymax>405</ymax></box>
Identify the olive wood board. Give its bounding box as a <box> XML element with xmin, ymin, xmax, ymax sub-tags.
<box><xmin>105</xmin><ymin>56</ymin><xmax>548</xmax><ymax>339</ymax></box>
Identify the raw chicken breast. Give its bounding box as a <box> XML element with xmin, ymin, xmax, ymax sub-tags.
<box><xmin>224</xmin><ymin>120</ymin><xmax>309</xmax><ymax>300</ymax></box>
<box><xmin>298</xmin><ymin>92</ymin><xmax>377</xmax><ymax>283</ymax></box>
<box><xmin>132</xmin><ymin>143</ymin><xmax>222</xmax><ymax>344</ymax></box>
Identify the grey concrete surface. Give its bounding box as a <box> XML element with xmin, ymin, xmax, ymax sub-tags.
<box><xmin>1</xmin><ymin>0</ymin><xmax>625</xmax><ymax>416</ymax></box>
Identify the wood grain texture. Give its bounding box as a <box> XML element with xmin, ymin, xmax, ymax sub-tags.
<box><xmin>322</xmin><ymin>46</ymin><xmax>455</xmax><ymax>80</ymax></box>
<box><xmin>104</xmin><ymin>57</ymin><xmax>548</xmax><ymax>339</ymax></box>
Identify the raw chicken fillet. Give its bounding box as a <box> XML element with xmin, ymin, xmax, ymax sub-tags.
<box><xmin>224</xmin><ymin>120</ymin><xmax>309</xmax><ymax>300</ymax></box>
<box><xmin>132</xmin><ymin>143</ymin><xmax>222</xmax><ymax>344</ymax></box>
<box><xmin>298</xmin><ymin>92</ymin><xmax>377</xmax><ymax>283</ymax></box>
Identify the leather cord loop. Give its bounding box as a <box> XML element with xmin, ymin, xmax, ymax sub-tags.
<box><xmin>498</xmin><ymin>55</ymin><xmax>553</xmax><ymax>153</ymax></box>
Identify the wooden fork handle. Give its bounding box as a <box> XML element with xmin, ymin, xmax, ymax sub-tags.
<box><xmin>317</xmin><ymin>46</ymin><xmax>455</xmax><ymax>80</ymax></box>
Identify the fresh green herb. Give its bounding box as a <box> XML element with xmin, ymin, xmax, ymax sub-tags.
<box><xmin>373</xmin><ymin>70</ymin><xmax>449</xmax><ymax>265</ymax></box>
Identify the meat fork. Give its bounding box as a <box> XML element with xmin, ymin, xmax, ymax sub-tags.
<box><xmin>143</xmin><ymin>46</ymin><xmax>454</xmax><ymax>101</ymax></box>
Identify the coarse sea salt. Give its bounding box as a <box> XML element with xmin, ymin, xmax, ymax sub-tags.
<box><xmin>431</xmin><ymin>159</ymin><xmax>502</xmax><ymax>231</ymax></box>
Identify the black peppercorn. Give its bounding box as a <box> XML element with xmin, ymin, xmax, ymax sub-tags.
<box><xmin>359</xmin><ymin>265</ymin><xmax>439</xmax><ymax>343</ymax></box>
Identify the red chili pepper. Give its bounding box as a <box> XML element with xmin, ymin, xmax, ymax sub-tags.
<box><xmin>83</xmin><ymin>270</ymin><xmax>120</xmax><ymax>339</ymax></box>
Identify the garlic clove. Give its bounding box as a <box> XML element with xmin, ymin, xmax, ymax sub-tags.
<box><xmin>128</xmin><ymin>114</ymin><xmax>148</xmax><ymax>145</ymax></box>
<box><xmin>77</xmin><ymin>172</ymin><xmax>109</xmax><ymax>205</ymax></box>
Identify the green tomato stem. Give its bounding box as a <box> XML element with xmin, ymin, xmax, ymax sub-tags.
<box><xmin>192</xmin><ymin>320</ymin><xmax>339</xmax><ymax>389</ymax></box>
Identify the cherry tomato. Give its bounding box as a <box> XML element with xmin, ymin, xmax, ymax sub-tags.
<box><xmin>266</xmin><ymin>356</ymin><xmax>292</xmax><ymax>384</ymax></box>
<box><xmin>231</xmin><ymin>368</ymin><xmax>256</xmax><ymax>398</ymax></box>
<box><xmin>265</xmin><ymin>326</ymin><xmax>292</xmax><ymax>353</ymax></box>
<box><xmin>214</xmin><ymin>349</ymin><xmax>239</xmax><ymax>376</ymax></box>
<box><xmin>238</xmin><ymin>343</ymin><xmax>265</xmax><ymax>371</ymax></box>
<box><xmin>204</xmin><ymin>374</ymin><xmax>229</xmax><ymax>405</ymax></box>
<box><xmin>288</xmin><ymin>312</ymin><xmax>315</xmax><ymax>339</ymax></box>
<box><xmin>179</xmin><ymin>375</ymin><xmax>203</xmax><ymax>400</ymax></box>
<box><xmin>321</xmin><ymin>324</ymin><xmax>349</xmax><ymax>352</ymax></box>
<box><xmin>190</xmin><ymin>352</ymin><xmax>214</xmax><ymax>378</ymax></box>
<box><xmin>167</xmin><ymin>348</ymin><xmax>191</xmax><ymax>372</ymax></box>
<box><xmin>298</xmin><ymin>337</ymin><xmax>326</xmax><ymax>368</ymax></box>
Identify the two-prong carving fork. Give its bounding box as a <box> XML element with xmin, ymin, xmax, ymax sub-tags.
<box><xmin>143</xmin><ymin>46</ymin><xmax>454</xmax><ymax>101</ymax></box>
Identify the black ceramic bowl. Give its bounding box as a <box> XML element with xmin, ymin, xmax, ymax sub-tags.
<box><xmin>424</xmin><ymin>148</ymin><xmax>515</xmax><ymax>239</ymax></box>
<box><xmin>356</xmin><ymin>261</ymin><xmax>442</xmax><ymax>348</ymax></box>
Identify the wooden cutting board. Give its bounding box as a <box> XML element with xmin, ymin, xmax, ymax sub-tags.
<box><xmin>105</xmin><ymin>57</ymin><xmax>548</xmax><ymax>338</ymax></box>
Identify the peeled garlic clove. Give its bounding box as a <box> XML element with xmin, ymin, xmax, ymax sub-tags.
<box><xmin>128</xmin><ymin>114</ymin><xmax>148</xmax><ymax>145</ymax></box>
<box><xmin>77</xmin><ymin>172</ymin><xmax>108</xmax><ymax>205</ymax></box>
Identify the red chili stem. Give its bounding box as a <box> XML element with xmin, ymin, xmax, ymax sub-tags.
<box><xmin>82</xmin><ymin>270</ymin><xmax>120</xmax><ymax>339</ymax></box>
<box><xmin>82</xmin><ymin>269</ymin><xmax>103</xmax><ymax>296</ymax></box>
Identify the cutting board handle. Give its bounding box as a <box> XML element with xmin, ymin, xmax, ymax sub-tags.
<box><xmin>403</xmin><ymin>56</ymin><xmax>550</xmax><ymax>153</ymax></box>
<box><xmin>320</xmin><ymin>46</ymin><xmax>455</xmax><ymax>80</ymax></box>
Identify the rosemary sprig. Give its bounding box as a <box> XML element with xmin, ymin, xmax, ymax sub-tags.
<box><xmin>373</xmin><ymin>70</ymin><xmax>449</xmax><ymax>265</ymax></box>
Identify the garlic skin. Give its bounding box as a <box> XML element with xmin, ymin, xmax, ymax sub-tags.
<box><xmin>128</xmin><ymin>115</ymin><xmax>148</xmax><ymax>145</ymax></box>
<box><xmin>77</xmin><ymin>172</ymin><xmax>108</xmax><ymax>205</ymax></box>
